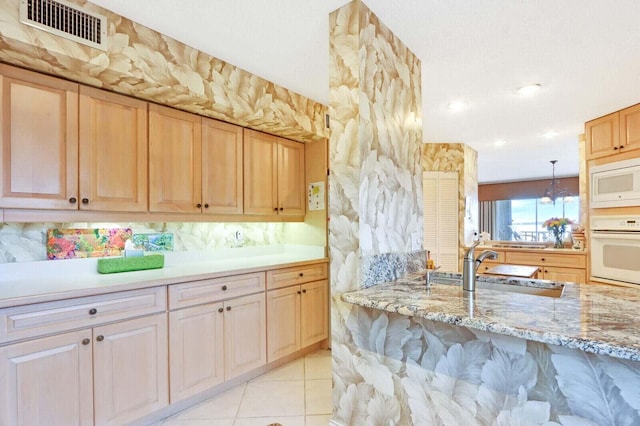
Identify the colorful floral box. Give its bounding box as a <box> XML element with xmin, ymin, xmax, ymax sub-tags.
<box><xmin>131</xmin><ymin>233</ymin><xmax>174</xmax><ymax>251</ymax></box>
<box><xmin>46</xmin><ymin>228</ymin><xmax>132</xmax><ymax>260</ymax></box>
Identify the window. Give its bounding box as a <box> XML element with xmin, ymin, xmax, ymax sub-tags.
<box><xmin>487</xmin><ymin>196</ymin><xmax>579</xmax><ymax>242</ymax></box>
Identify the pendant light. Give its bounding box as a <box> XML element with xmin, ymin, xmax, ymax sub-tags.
<box><xmin>540</xmin><ymin>160</ymin><xmax>572</xmax><ymax>205</ymax></box>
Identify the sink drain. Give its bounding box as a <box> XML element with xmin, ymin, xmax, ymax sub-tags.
<box><xmin>267</xmin><ymin>424</ymin><xmax>283</xmax><ymax>426</ymax></box>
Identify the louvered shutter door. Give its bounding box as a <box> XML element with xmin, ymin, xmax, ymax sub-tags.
<box><xmin>423</xmin><ymin>172</ymin><xmax>459</xmax><ymax>272</ymax></box>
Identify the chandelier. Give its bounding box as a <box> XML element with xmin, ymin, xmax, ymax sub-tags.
<box><xmin>540</xmin><ymin>160</ymin><xmax>573</xmax><ymax>205</ymax></box>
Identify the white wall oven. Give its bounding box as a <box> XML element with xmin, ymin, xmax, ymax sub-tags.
<box><xmin>591</xmin><ymin>216</ymin><xmax>640</xmax><ymax>285</ymax></box>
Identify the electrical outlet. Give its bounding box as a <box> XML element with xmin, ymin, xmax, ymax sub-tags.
<box><xmin>233</xmin><ymin>230</ymin><xmax>244</xmax><ymax>247</ymax></box>
<box><xmin>411</xmin><ymin>232</ymin><xmax>422</xmax><ymax>251</ymax></box>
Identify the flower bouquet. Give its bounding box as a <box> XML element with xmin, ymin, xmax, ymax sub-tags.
<box><xmin>542</xmin><ymin>217</ymin><xmax>573</xmax><ymax>248</ymax></box>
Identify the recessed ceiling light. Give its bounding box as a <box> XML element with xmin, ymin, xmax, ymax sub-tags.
<box><xmin>447</xmin><ymin>100</ymin><xmax>466</xmax><ymax>112</ymax></box>
<box><xmin>494</xmin><ymin>139</ymin><xmax>506</xmax><ymax>147</ymax></box>
<box><xmin>543</xmin><ymin>131</ymin><xmax>558</xmax><ymax>139</ymax></box>
<box><xmin>515</xmin><ymin>83</ymin><xmax>542</xmax><ymax>96</ymax></box>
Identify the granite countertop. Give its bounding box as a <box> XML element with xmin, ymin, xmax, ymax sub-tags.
<box><xmin>0</xmin><ymin>245</ymin><xmax>327</xmax><ymax>308</ymax></box>
<box><xmin>341</xmin><ymin>272</ymin><xmax>640</xmax><ymax>361</ymax></box>
<box><xmin>479</xmin><ymin>243</ymin><xmax>587</xmax><ymax>253</ymax></box>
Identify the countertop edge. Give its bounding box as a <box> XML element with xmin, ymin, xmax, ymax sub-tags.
<box><xmin>0</xmin><ymin>256</ymin><xmax>329</xmax><ymax>309</ymax></box>
<box><xmin>340</xmin><ymin>283</ymin><xmax>640</xmax><ymax>362</ymax></box>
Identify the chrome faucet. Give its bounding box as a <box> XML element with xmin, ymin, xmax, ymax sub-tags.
<box><xmin>462</xmin><ymin>240</ymin><xmax>498</xmax><ymax>292</ymax></box>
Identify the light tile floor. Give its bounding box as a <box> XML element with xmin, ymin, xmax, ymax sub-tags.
<box><xmin>161</xmin><ymin>349</ymin><xmax>332</xmax><ymax>426</ymax></box>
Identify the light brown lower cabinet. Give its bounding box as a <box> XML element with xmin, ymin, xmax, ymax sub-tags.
<box><xmin>479</xmin><ymin>248</ymin><xmax>586</xmax><ymax>283</ymax></box>
<box><xmin>169</xmin><ymin>303</ymin><xmax>225</xmax><ymax>402</ymax></box>
<box><xmin>169</xmin><ymin>292</ymin><xmax>266</xmax><ymax>403</ymax></box>
<box><xmin>93</xmin><ymin>314</ymin><xmax>168</xmax><ymax>425</ymax></box>
<box><xmin>267</xmin><ymin>279</ymin><xmax>329</xmax><ymax>362</ymax></box>
<box><xmin>539</xmin><ymin>266</ymin><xmax>586</xmax><ymax>283</ymax></box>
<box><xmin>0</xmin><ymin>329</ymin><xmax>94</xmax><ymax>425</ymax></box>
<box><xmin>0</xmin><ymin>313</ymin><xmax>168</xmax><ymax>426</ymax></box>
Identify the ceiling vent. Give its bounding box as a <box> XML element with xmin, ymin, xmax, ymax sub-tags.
<box><xmin>19</xmin><ymin>0</ymin><xmax>107</xmax><ymax>50</ymax></box>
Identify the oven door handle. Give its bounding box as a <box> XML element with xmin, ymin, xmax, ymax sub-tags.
<box><xmin>591</xmin><ymin>231</ymin><xmax>640</xmax><ymax>239</ymax></box>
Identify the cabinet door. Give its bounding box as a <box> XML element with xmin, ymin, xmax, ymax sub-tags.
<box><xmin>169</xmin><ymin>303</ymin><xmax>224</xmax><ymax>402</ymax></box>
<box><xmin>79</xmin><ymin>86</ymin><xmax>148</xmax><ymax>211</ymax></box>
<box><xmin>243</xmin><ymin>129</ymin><xmax>278</xmax><ymax>215</ymax></box>
<box><xmin>267</xmin><ymin>286</ymin><xmax>301</xmax><ymax>362</ymax></box>
<box><xmin>619</xmin><ymin>103</ymin><xmax>640</xmax><ymax>153</ymax></box>
<box><xmin>543</xmin><ymin>267</ymin><xmax>586</xmax><ymax>284</ymax></box>
<box><xmin>0</xmin><ymin>64</ymin><xmax>79</xmax><ymax>209</ymax></box>
<box><xmin>202</xmin><ymin>118</ymin><xmax>243</xmax><ymax>214</ymax></box>
<box><xmin>0</xmin><ymin>329</ymin><xmax>93</xmax><ymax>426</ymax></box>
<box><xmin>423</xmin><ymin>172</ymin><xmax>459</xmax><ymax>271</ymax></box>
<box><xmin>301</xmin><ymin>280</ymin><xmax>329</xmax><ymax>347</ymax></box>
<box><xmin>149</xmin><ymin>104</ymin><xmax>202</xmax><ymax>213</ymax></box>
<box><xmin>585</xmin><ymin>112</ymin><xmax>619</xmax><ymax>160</ymax></box>
<box><xmin>277</xmin><ymin>138</ymin><xmax>305</xmax><ymax>215</ymax></box>
<box><xmin>93</xmin><ymin>313</ymin><xmax>168</xmax><ymax>426</ymax></box>
<box><xmin>224</xmin><ymin>293</ymin><xmax>266</xmax><ymax>379</ymax></box>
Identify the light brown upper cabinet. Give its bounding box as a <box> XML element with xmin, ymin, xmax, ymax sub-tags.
<box><xmin>619</xmin><ymin>103</ymin><xmax>640</xmax><ymax>154</ymax></box>
<box><xmin>0</xmin><ymin>64</ymin><xmax>148</xmax><ymax>212</ymax></box>
<box><xmin>243</xmin><ymin>129</ymin><xmax>305</xmax><ymax>216</ymax></box>
<box><xmin>79</xmin><ymin>86</ymin><xmax>148</xmax><ymax>211</ymax></box>
<box><xmin>149</xmin><ymin>104</ymin><xmax>243</xmax><ymax>214</ymax></box>
<box><xmin>0</xmin><ymin>64</ymin><xmax>79</xmax><ymax>210</ymax></box>
<box><xmin>586</xmin><ymin>104</ymin><xmax>640</xmax><ymax>160</ymax></box>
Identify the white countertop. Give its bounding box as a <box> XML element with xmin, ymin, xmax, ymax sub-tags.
<box><xmin>0</xmin><ymin>245</ymin><xmax>327</xmax><ymax>308</ymax></box>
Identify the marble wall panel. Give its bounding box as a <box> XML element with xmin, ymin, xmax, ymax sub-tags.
<box><xmin>333</xmin><ymin>305</ymin><xmax>640</xmax><ymax>425</ymax></box>
<box><xmin>0</xmin><ymin>0</ymin><xmax>327</xmax><ymax>142</ymax></box>
<box><xmin>0</xmin><ymin>222</ymin><xmax>286</xmax><ymax>263</ymax></box>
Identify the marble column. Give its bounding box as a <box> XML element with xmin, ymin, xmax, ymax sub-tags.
<box><xmin>328</xmin><ymin>1</ymin><xmax>423</xmax><ymax>423</ymax></box>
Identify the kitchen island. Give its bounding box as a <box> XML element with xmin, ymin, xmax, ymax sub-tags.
<box><xmin>339</xmin><ymin>272</ymin><xmax>640</xmax><ymax>425</ymax></box>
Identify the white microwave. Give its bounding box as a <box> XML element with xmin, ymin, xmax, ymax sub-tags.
<box><xmin>590</xmin><ymin>157</ymin><xmax>640</xmax><ymax>208</ymax></box>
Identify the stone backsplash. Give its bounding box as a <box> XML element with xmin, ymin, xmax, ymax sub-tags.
<box><xmin>0</xmin><ymin>222</ymin><xmax>293</xmax><ymax>263</ymax></box>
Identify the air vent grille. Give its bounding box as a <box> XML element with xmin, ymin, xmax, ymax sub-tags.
<box><xmin>19</xmin><ymin>0</ymin><xmax>107</xmax><ymax>50</ymax></box>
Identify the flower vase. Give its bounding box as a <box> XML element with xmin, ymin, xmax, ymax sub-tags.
<box><xmin>553</xmin><ymin>234</ymin><xmax>564</xmax><ymax>248</ymax></box>
<box><xmin>553</xmin><ymin>227</ymin><xmax>564</xmax><ymax>248</ymax></box>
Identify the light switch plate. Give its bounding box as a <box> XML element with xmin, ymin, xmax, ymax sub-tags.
<box><xmin>411</xmin><ymin>232</ymin><xmax>422</xmax><ymax>251</ymax></box>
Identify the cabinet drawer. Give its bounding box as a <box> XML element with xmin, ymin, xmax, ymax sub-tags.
<box><xmin>506</xmin><ymin>252</ymin><xmax>586</xmax><ymax>269</ymax></box>
<box><xmin>169</xmin><ymin>272</ymin><xmax>266</xmax><ymax>310</ymax></box>
<box><xmin>0</xmin><ymin>287</ymin><xmax>166</xmax><ymax>344</ymax></box>
<box><xmin>481</xmin><ymin>249</ymin><xmax>505</xmax><ymax>262</ymax></box>
<box><xmin>478</xmin><ymin>260</ymin><xmax>502</xmax><ymax>274</ymax></box>
<box><xmin>266</xmin><ymin>262</ymin><xmax>329</xmax><ymax>290</ymax></box>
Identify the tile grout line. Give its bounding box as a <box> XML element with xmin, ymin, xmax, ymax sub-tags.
<box><xmin>233</xmin><ymin>381</ymin><xmax>249</xmax><ymax>424</ymax></box>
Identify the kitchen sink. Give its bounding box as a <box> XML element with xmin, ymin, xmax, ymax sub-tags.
<box><xmin>427</xmin><ymin>276</ymin><xmax>564</xmax><ymax>298</ymax></box>
<box><xmin>474</xmin><ymin>280</ymin><xmax>564</xmax><ymax>297</ymax></box>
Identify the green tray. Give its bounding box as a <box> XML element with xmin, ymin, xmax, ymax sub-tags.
<box><xmin>97</xmin><ymin>254</ymin><xmax>164</xmax><ymax>274</ymax></box>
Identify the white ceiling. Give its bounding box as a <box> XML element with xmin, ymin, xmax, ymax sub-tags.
<box><xmin>90</xmin><ymin>0</ymin><xmax>640</xmax><ymax>183</ymax></box>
